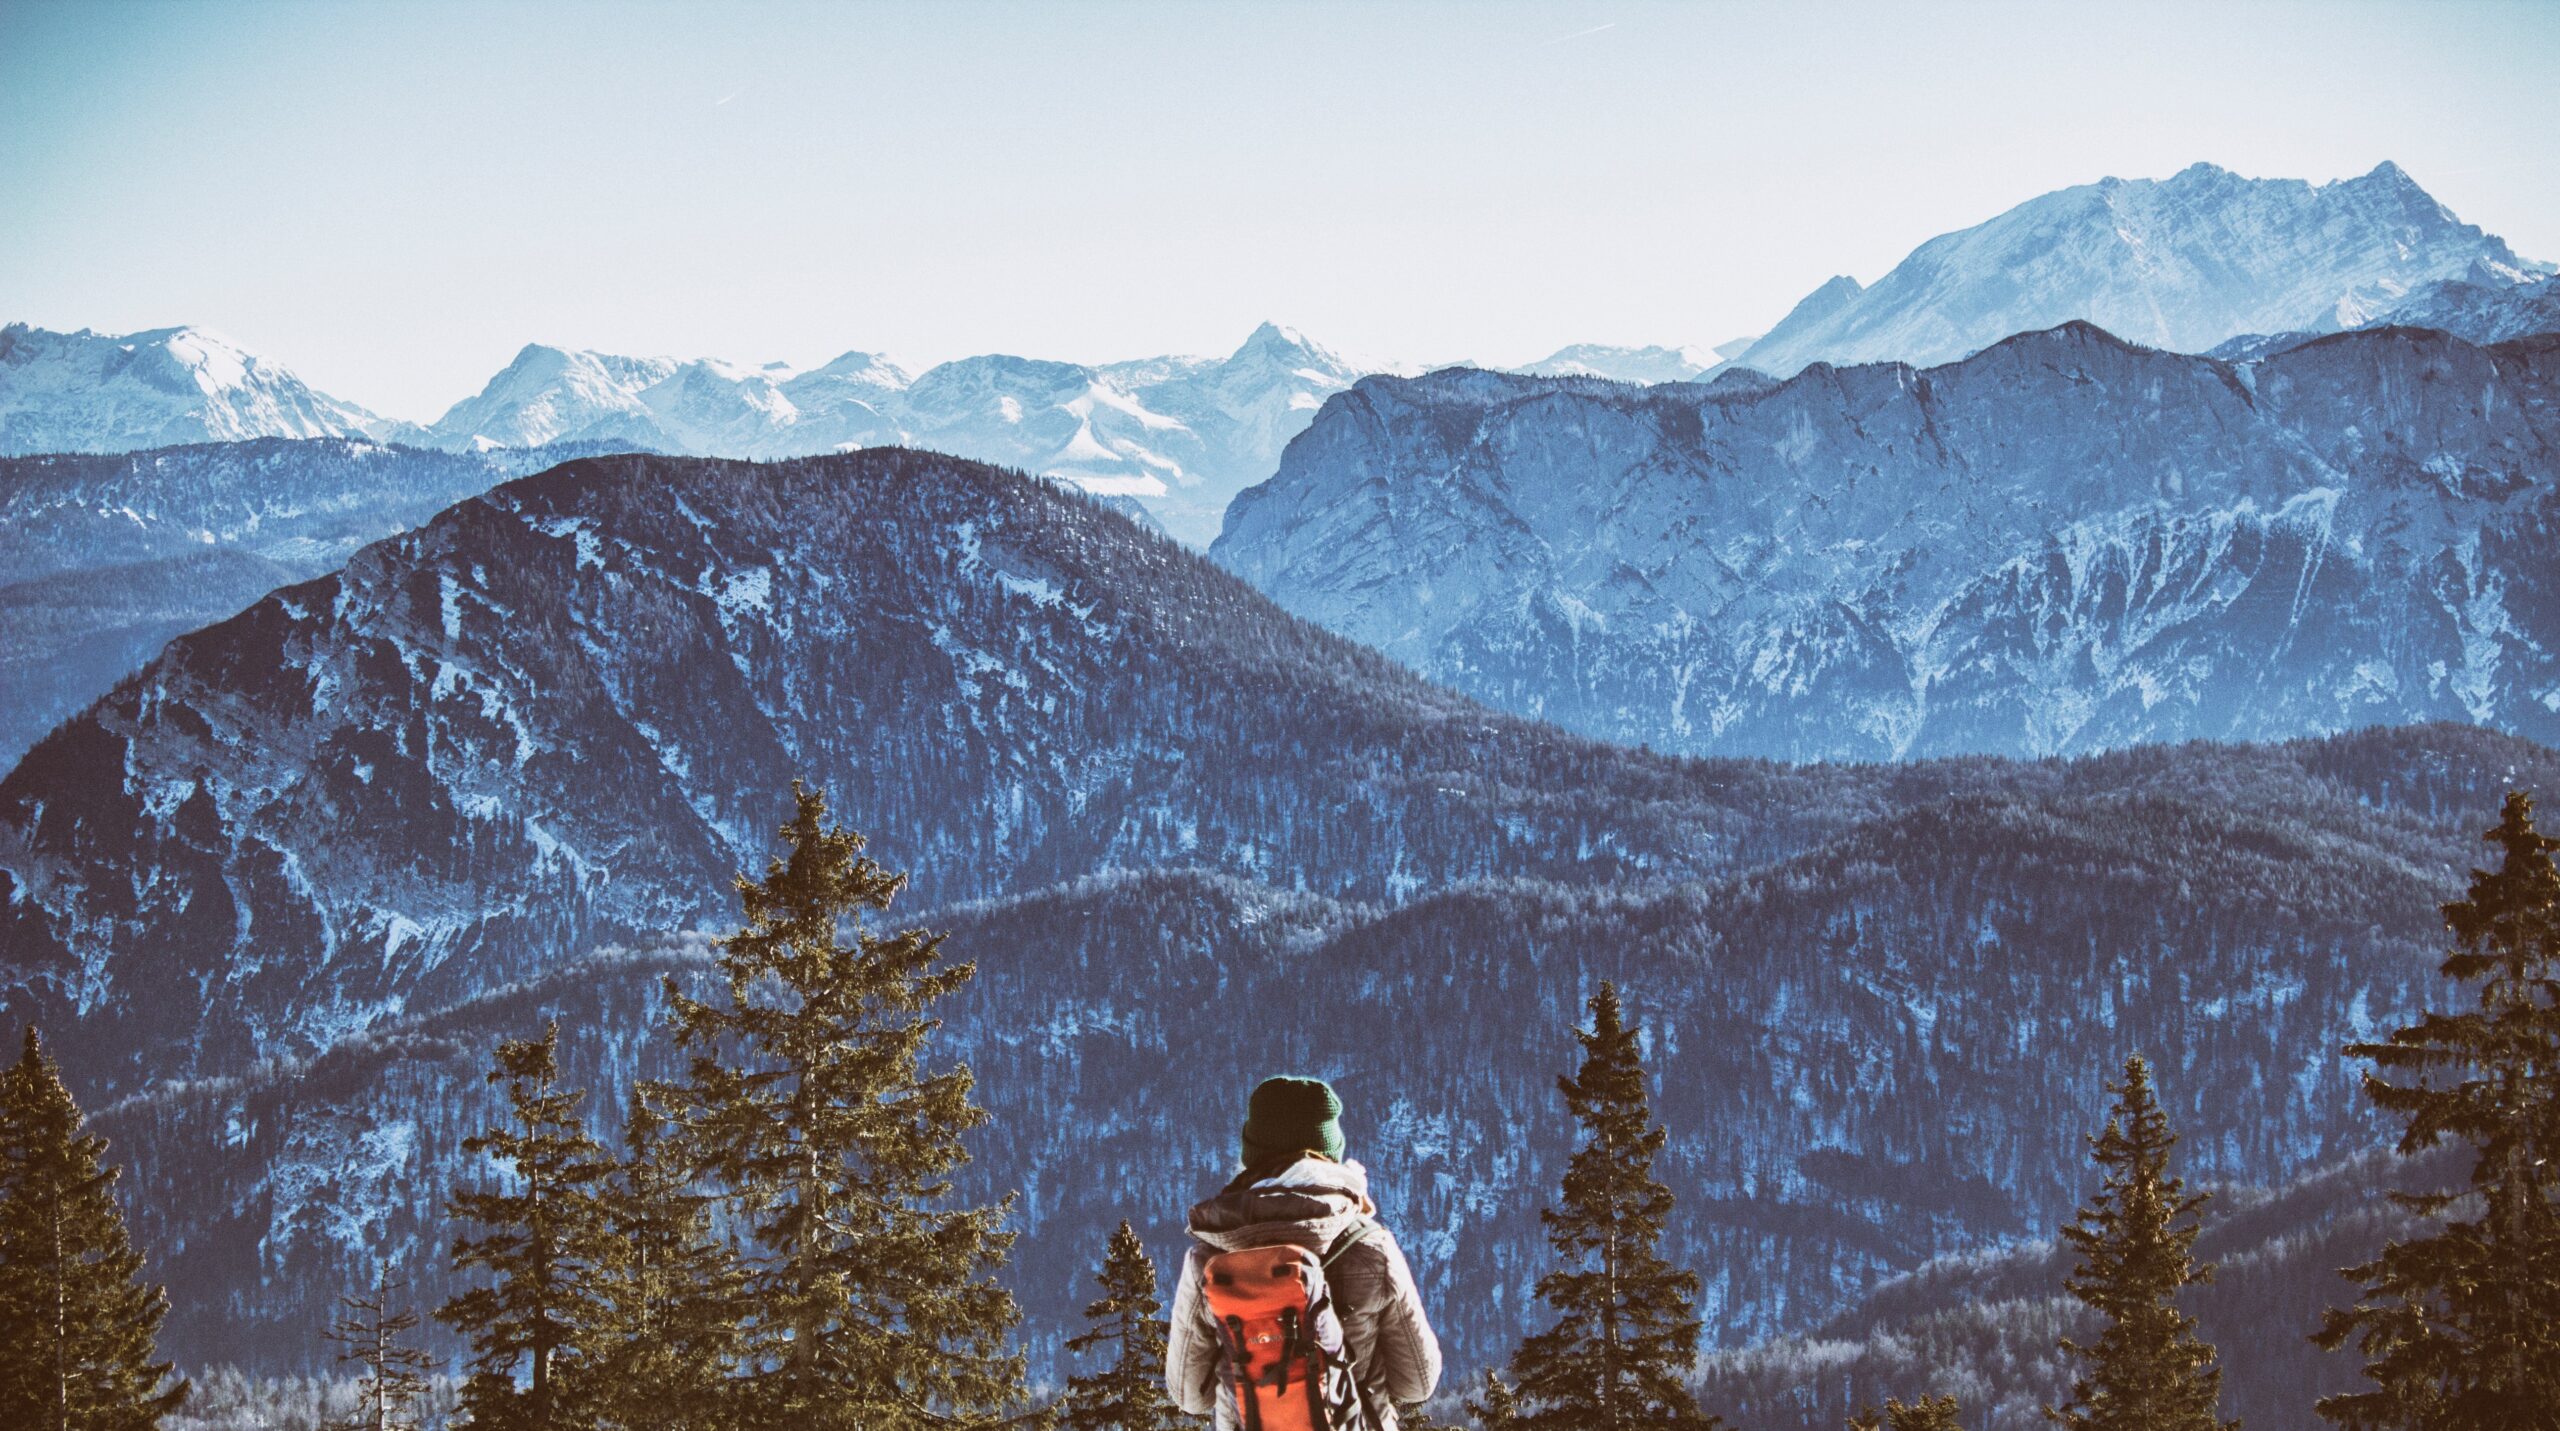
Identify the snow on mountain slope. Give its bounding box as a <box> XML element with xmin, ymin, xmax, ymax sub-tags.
<box><xmin>1732</xmin><ymin>163</ymin><xmax>2550</xmax><ymax>376</ymax></box>
<box><xmin>1115</xmin><ymin>323</ymin><xmax>1370</xmax><ymax>543</ymax></box>
<box><xmin>1215</xmin><ymin>323</ymin><xmax>2560</xmax><ymax>763</ymax></box>
<box><xmin>0</xmin><ymin>438</ymin><xmax>634</xmax><ymax>768</ymax></box>
<box><xmin>416</xmin><ymin>324</ymin><xmax>1369</xmax><ymax>544</ymax></box>
<box><xmin>0</xmin><ymin>324</ymin><xmax>421</xmax><ymax>454</ymax></box>
<box><xmin>2374</xmin><ymin>269</ymin><xmax>2560</xmax><ymax>345</ymax></box>
<box><xmin>427</xmin><ymin>345</ymin><xmax>684</xmax><ymax>450</ymax></box>
<box><xmin>1517</xmin><ymin>343</ymin><xmax>1721</xmax><ymax>384</ymax></box>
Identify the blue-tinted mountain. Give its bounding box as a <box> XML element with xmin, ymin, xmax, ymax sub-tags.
<box><xmin>1215</xmin><ymin>324</ymin><xmax>2560</xmax><ymax>763</ymax></box>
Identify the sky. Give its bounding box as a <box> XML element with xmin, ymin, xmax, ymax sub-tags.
<box><xmin>4</xmin><ymin>0</ymin><xmax>2557</xmax><ymax>422</ymax></box>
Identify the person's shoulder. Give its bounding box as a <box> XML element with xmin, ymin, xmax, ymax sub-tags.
<box><xmin>1339</xmin><ymin>1216</ymin><xmax>1411</xmax><ymax>1268</ymax></box>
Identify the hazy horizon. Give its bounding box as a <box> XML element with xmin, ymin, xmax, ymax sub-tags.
<box><xmin>6</xmin><ymin>0</ymin><xmax>2558</xmax><ymax>421</ymax></box>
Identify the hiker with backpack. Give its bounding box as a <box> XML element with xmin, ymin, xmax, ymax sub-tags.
<box><xmin>1166</xmin><ymin>1076</ymin><xmax>1444</xmax><ymax>1431</ymax></box>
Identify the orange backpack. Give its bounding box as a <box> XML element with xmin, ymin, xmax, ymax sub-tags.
<box><xmin>1200</xmin><ymin>1224</ymin><xmax>1374</xmax><ymax>1431</ymax></box>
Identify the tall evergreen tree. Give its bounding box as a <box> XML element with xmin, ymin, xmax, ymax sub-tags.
<box><xmin>2046</xmin><ymin>1054</ymin><xmax>2231</xmax><ymax>1431</ymax></box>
<box><xmin>1059</xmin><ymin>1221</ymin><xmax>1189</xmax><ymax>1431</ymax></box>
<box><xmin>2315</xmin><ymin>789</ymin><xmax>2560</xmax><ymax>1430</ymax></box>
<box><xmin>324</xmin><ymin>1269</ymin><xmax>436</xmax><ymax>1431</ymax></box>
<box><xmin>664</xmin><ymin>782</ymin><xmax>1030</xmax><ymax>1431</ymax></box>
<box><xmin>575</xmin><ymin>1084</ymin><xmax>747</xmax><ymax>1431</ymax></box>
<box><xmin>437</xmin><ymin>1022</ymin><xmax>609</xmax><ymax>1431</ymax></box>
<box><xmin>1506</xmin><ymin>983</ymin><xmax>1722</xmax><ymax>1431</ymax></box>
<box><xmin>0</xmin><ymin>1027</ymin><xmax>188</xmax><ymax>1431</ymax></box>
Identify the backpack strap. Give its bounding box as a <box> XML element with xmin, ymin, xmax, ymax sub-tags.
<box><xmin>1320</xmin><ymin>1218</ymin><xmax>1375</xmax><ymax>1270</ymax></box>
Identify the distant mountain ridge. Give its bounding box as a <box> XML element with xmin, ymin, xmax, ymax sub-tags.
<box><xmin>1516</xmin><ymin>343</ymin><xmax>1734</xmax><ymax>384</ymax></box>
<box><xmin>1729</xmin><ymin>162</ymin><xmax>2551</xmax><ymax>376</ymax></box>
<box><xmin>1215</xmin><ymin>323</ymin><xmax>2560</xmax><ymax>763</ymax></box>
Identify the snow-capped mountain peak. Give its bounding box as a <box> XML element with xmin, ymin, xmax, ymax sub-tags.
<box><xmin>1731</xmin><ymin>162</ymin><xmax>2550</xmax><ymax>376</ymax></box>
<box><xmin>0</xmin><ymin>322</ymin><xmax>418</xmax><ymax>454</ymax></box>
<box><xmin>790</xmin><ymin>347</ymin><xmax>915</xmax><ymax>391</ymax></box>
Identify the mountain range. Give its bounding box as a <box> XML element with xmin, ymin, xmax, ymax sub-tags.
<box><xmin>1215</xmin><ymin>323</ymin><xmax>2560</xmax><ymax>763</ymax></box>
<box><xmin>9</xmin><ymin>164</ymin><xmax>2547</xmax><ymax>552</ymax></box>
<box><xmin>5</xmin><ymin>449</ymin><xmax>2544</xmax><ymax>1416</ymax></box>
<box><xmin>0</xmin><ymin>322</ymin><xmax>1370</xmax><ymax>547</ymax></box>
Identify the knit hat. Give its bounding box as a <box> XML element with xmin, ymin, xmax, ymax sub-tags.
<box><xmin>1240</xmin><ymin>1075</ymin><xmax>1346</xmax><ymax>1167</ymax></box>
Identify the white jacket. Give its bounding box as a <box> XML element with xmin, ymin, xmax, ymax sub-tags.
<box><xmin>1164</xmin><ymin>1158</ymin><xmax>1443</xmax><ymax>1431</ymax></box>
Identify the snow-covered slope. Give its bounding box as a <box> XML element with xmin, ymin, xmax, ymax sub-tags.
<box><xmin>1517</xmin><ymin>343</ymin><xmax>1721</xmax><ymax>384</ymax></box>
<box><xmin>2374</xmin><ymin>269</ymin><xmax>2560</xmax><ymax>345</ymax></box>
<box><xmin>0</xmin><ymin>324</ymin><xmax>421</xmax><ymax>454</ymax></box>
<box><xmin>1215</xmin><ymin>323</ymin><xmax>2560</xmax><ymax>762</ymax></box>
<box><xmin>1732</xmin><ymin>163</ymin><xmax>2550</xmax><ymax>376</ymax></box>
<box><xmin>1103</xmin><ymin>323</ymin><xmax>1371</xmax><ymax>542</ymax></box>
<box><xmin>420</xmin><ymin>323</ymin><xmax>1368</xmax><ymax>545</ymax></box>
<box><xmin>0</xmin><ymin>438</ymin><xmax>632</xmax><ymax>768</ymax></box>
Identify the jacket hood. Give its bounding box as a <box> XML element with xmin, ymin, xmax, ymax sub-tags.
<box><xmin>1187</xmin><ymin>1156</ymin><xmax>1376</xmax><ymax>1253</ymax></box>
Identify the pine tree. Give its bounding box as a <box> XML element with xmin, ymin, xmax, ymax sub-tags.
<box><xmin>1851</xmin><ymin>1396</ymin><xmax>1967</xmax><ymax>1431</ymax></box>
<box><xmin>664</xmin><ymin>782</ymin><xmax>1030</xmax><ymax>1431</ymax></box>
<box><xmin>437</xmin><ymin>1021</ymin><xmax>609</xmax><ymax>1431</ymax></box>
<box><xmin>575</xmin><ymin>1084</ymin><xmax>748</xmax><ymax>1431</ymax></box>
<box><xmin>1466</xmin><ymin>1370</ymin><xmax>1521</xmax><ymax>1431</ymax></box>
<box><xmin>324</xmin><ymin>1269</ymin><xmax>436</xmax><ymax>1431</ymax></box>
<box><xmin>2315</xmin><ymin>789</ymin><xmax>2560</xmax><ymax>1430</ymax></box>
<box><xmin>0</xmin><ymin>1027</ymin><xmax>188</xmax><ymax>1431</ymax></box>
<box><xmin>1506</xmin><ymin>983</ymin><xmax>1722</xmax><ymax>1431</ymax></box>
<box><xmin>2046</xmin><ymin>1054</ymin><xmax>2231</xmax><ymax>1431</ymax></box>
<box><xmin>1059</xmin><ymin>1221</ymin><xmax>1189</xmax><ymax>1431</ymax></box>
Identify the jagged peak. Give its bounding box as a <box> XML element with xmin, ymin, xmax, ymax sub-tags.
<box><xmin>1227</xmin><ymin>321</ymin><xmax>1348</xmax><ymax>371</ymax></box>
<box><xmin>801</xmin><ymin>347</ymin><xmax>911</xmax><ymax>383</ymax></box>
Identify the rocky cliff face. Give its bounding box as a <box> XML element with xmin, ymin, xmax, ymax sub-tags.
<box><xmin>1215</xmin><ymin>324</ymin><xmax>2560</xmax><ymax>763</ymax></box>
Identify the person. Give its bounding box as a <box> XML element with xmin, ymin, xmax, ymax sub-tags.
<box><xmin>1165</xmin><ymin>1075</ymin><xmax>1443</xmax><ymax>1431</ymax></box>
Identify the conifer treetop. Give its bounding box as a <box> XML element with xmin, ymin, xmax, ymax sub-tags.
<box><xmin>2047</xmin><ymin>1053</ymin><xmax>2231</xmax><ymax>1431</ymax></box>
<box><xmin>661</xmin><ymin>780</ymin><xmax>1028</xmax><ymax>1431</ymax></box>
<box><xmin>1507</xmin><ymin>982</ymin><xmax>1723</xmax><ymax>1431</ymax></box>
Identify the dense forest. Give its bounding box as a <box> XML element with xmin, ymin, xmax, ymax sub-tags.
<box><xmin>17</xmin><ymin>782</ymin><xmax>2559</xmax><ymax>1431</ymax></box>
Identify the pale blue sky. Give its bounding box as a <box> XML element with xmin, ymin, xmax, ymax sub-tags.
<box><xmin>5</xmin><ymin>0</ymin><xmax>2556</xmax><ymax>420</ymax></box>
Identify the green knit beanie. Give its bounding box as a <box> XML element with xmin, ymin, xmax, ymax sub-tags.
<box><xmin>1240</xmin><ymin>1075</ymin><xmax>1346</xmax><ymax>1167</ymax></box>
